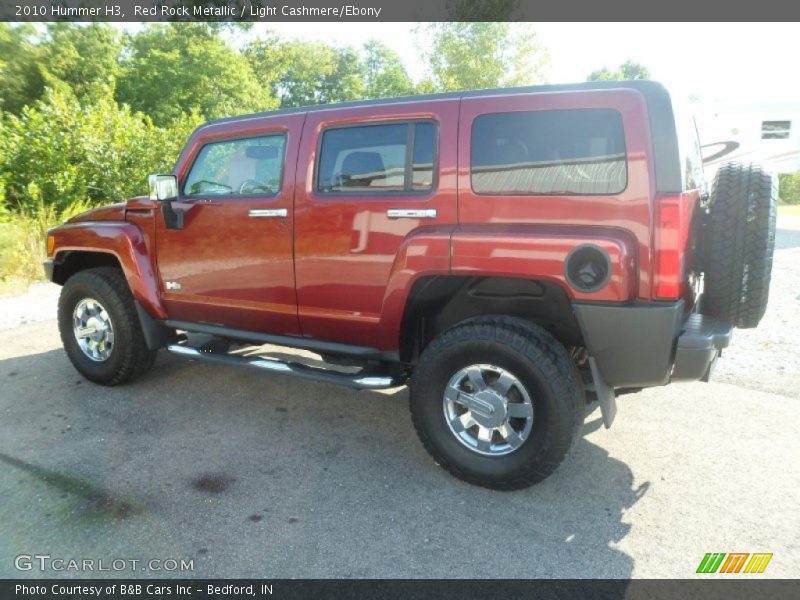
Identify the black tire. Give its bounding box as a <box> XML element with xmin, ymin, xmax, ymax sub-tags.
<box><xmin>58</xmin><ymin>267</ymin><xmax>157</xmax><ymax>385</ymax></box>
<box><xmin>409</xmin><ymin>316</ymin><xmax>584</xmax><ymax>491</ymax></box>
<box><xmin>702</xmin><ymin>162</ymin><xmax>777</xmax><ymax>328</ymax></box>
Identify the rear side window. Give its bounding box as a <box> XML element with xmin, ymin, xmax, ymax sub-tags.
<box><xmin>317</xmin><ymin>122</ymin><xmax>436</xmax><ymax>193</ymax></box>
<box><xmin>184</xmin><ymin>135</ymin><xmax>286</xmax><ymax>196</ymax></box>
<box><xmin>471</xmin><ymin>109</ymin><xmax>627</xmax><ymax>195</ymax></box>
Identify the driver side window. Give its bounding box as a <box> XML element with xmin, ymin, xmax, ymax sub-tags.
<box><xmin>183</xmin><ymin>134</ymin><xmax>286</xmax><ymax>197</ymax></box>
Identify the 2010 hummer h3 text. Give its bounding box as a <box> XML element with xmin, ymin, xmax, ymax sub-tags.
<box><xmin>45</xmin><ymin>81</ymin><xmax>776</xmax><ymax>490</ymax></box>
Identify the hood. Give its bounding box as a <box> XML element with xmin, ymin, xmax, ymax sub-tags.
<box><xmin>67</xmin><ymin>203</ymin><xmax>126</xmax><ymax>223</ymax></box>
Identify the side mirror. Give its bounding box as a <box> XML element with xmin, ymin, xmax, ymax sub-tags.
<box><xmin>148</xmin><ymin>174</ymin><xmax>183</xmax><ymax>230</ymax></box>
<box><xmin>148</xmin><ymin>174</ymin><xmax>178</xmax><ymax>202</ymax></box>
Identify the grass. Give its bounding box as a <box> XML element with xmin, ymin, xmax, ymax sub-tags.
<box><xmin>0</xmin><ymin>199</ymin><xmax>93</xmax><ymax>296</ymax></box>
<box><xmin>0</xmin><ymin>221</ymin><xmax>32</xmax><ymax>296</ymax></box>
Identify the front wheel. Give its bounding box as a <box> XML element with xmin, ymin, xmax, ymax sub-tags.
<box><xmin>58</xmin><ymin>267</ymin><xmax>157</xmax><ymax>386</ymax></box>
<box><xmin>409</xmin><ymin>317</ymin><xmax>584</xmax><ymax>490</ymax></box>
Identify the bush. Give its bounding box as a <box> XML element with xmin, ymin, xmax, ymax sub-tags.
<box><xmin>0</xmin><ymin>87</ymin><xmax>202</xmax><ymax>213</ymax></box>
<box><xmin>779</xmin><ymin>173</ymin><xmax>800</xmax><ymax>205</ymax></box>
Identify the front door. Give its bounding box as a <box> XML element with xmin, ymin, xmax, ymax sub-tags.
<box><xmin>155</xmin><ymin>115</ymin><xmax>303</xmax><ymax>335</ymax></box>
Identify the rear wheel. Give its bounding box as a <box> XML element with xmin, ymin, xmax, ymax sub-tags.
<box><xmin>701</xmin><ymin>162</ymin><xmax>777</xmax><ymax>328</ymax></box>
<box><xmin>409</xmin><ymin>317</ymin><xmax>584</xmax><ymax>490</ymax></box>
<box><xmin>58</xmin><ymin>267</ymin><xmax>157</xmax><ymax>385</ymax></box>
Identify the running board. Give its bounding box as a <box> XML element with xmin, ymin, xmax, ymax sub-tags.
<box><xmin>165</xmin><ymin>344</ymin><xmax>408</xmax><ymax>390</ymax></box>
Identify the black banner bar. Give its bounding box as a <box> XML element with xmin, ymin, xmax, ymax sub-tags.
<box><xmin>2</xmin><ymin>579</ymin><xmax>800</xmax><ymax>600</ymax></box>
<box><xmin>2</xmin><ymin>0</ymin><xmax>800</xmax><ymax>22</ymax></box>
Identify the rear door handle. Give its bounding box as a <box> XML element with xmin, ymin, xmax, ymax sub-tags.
<box><xmin>386</xmin><ymin>209</ymin><xmax>437</xmax><ymax>219</ymax></box>
<box><xmin>249</xmin><ymin>209</ymin><xmax>288</xmax><ymax>218</ymax></box>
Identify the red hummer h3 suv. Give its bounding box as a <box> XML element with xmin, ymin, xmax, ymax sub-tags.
<box><xmin>45</xmin><ymin>81</ymin><xmax>776</xmax><ymax>490</ymax></box>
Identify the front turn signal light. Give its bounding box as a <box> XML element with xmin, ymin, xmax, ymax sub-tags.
<box><xmin>47</xmin><ymin>234</ymin><xmax>55</xmax><ymax>256</ymax></box>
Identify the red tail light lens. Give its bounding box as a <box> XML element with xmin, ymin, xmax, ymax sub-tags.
<box><xmin>653</xmin><ymin>194</ymin><xmax>687</xmax><ymax>300</ymax></box>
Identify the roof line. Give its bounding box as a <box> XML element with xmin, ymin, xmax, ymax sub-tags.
<box><xmin>198</xmin><ymin>80</ymin><xmax>669</xmax><ymax>128</ymax></box>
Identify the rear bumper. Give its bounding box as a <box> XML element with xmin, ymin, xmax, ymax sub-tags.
<box><xmin>573</xmin><ymin>300</ymin><xmax>732</xmax><ymax>388</ymax></box>
<box><xmin>671</xmin><ymin>313</ymin><xmax>732</xmax><ymax>382</ymax></box>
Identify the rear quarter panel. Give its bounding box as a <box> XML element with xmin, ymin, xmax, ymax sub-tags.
<box><xmin>456</xmin><ymin>89</ymin><xmax>655</xmax><ymax>301</ymax></box>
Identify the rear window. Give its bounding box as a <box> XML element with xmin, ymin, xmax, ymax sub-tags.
<box><xmin>471</xmin><ymin>109</ymin><xmax>627</xmax><ymax>195</ymax></box>
<box><xmin>317</xmin><ymin>122</ymin><xmax>436</xmax><ymax>193</ymax></box>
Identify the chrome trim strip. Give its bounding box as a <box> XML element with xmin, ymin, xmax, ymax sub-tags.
<box><xmin>248</xmin><ymin>208</ymin><xmax>288</xmax><ymax>218</ymax></box>
<box><xmin>386</xmin><ymin>208</ymin><xmax>437</xmax><ymax>219</ymax></box>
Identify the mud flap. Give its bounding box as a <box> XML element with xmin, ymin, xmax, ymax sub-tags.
<box><xmin>588</xmin><ymin>356</ymin><xmax>617</xmax><ymax>428</ymax></box>
<box><xmin>134</xmin><ymin>301</ymin><xmax>175</xmax><ymax>350</ymax></box>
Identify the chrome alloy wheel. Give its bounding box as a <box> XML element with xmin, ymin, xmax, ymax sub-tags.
<box><xmin>72</xmin><ymin>298</ymin><xmax>114</xmax><ymax>362</ymax></box>
<box><xmin>443</xmin><ymin>364</ymin><xmax>534</xmax><ymax>456</ymax></box>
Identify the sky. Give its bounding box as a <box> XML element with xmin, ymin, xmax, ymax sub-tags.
<box><xmin>113</xmin><ymin>22</ymin><xmax>800</xmax><ymax>106</ymax></box>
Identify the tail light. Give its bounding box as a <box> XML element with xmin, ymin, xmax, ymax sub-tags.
<box><xmin>653</xmin><ymin>193</ymin><xmax>691</xmax><ymax>300</ymax></box>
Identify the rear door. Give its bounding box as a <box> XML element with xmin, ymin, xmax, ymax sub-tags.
<box><xmin>293</xmin><ymin>100</ymin><xmax>459</xmax><ymax>347</ymax></box>
<box><xmin>155</xmin><ymin>114</ymin><xmax>304</xmax><ymax>335</ymax></box>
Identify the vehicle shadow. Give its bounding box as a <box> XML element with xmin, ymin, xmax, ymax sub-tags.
<box><xmin>0</xmin><ymin>346</ymin><xmax>643</xmax><ymax>579</ymax></box>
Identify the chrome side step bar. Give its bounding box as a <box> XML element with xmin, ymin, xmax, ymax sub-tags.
<box><xmin>165</xmin><ymin>344</ymin><xmax>408</xmax><ymax>390</ymax></box>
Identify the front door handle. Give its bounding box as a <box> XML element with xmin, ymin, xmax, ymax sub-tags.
<box><xmin>249</xmin><ymin>209</ymin><xmax>288</xmax><ymax>218</ymax></box>
<box><xmin>386</xmin><ymin>208</ymin><xmax>437</xmax><ymax>219</ymax></box>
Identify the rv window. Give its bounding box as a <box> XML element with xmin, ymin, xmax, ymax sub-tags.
<box><xmin>471</xmin><ymin>109</ymin><xmax>627</xmax><ymax>195</ymax></box>
<box><xmin>761</xmin><ymin>121</ymin><xmax>791</xmax><ymax>140</ymax></box>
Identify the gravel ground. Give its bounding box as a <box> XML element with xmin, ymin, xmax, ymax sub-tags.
<box><xmin>713</xmin><ymin>216</ymin><xmax>800</xmax><ymax>397</ymax></box>
<box><xmin>0</xmin><ymin>217</ymin><xmax>797</xmax><ymax>579</ymax></box>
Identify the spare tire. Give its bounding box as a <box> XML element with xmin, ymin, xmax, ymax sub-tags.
<box><xmin>701</xmin><ymin>162</ymin><xmax>777</xmax><ymax>328</ymax></box>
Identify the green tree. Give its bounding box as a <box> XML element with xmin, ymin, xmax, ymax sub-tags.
<box><xmin>39</xmin><ymin>24</ymin><xmax>122</xmax><ymax>101</ymax></box>
<box><xmin>117</xmin><ymin>24</ymin><xmax>275</xmax><ymax>125</ymax></box>
<box><xmin>245</xmin><ymin>37</ymin><xmax>365</xmax><ymax>108</ymax></box>
<box><xmin>0</xmin><ymin>24</ymin><xmax>45</xmax><ymax>114</ymax></box>
<box><xmin>418</xmin><ymin>23</ymin><xmax>548</xmax><ymax>92</ymax></box>
<box><xmin>362</xmin><ymin>40</ymin><xmax>414</xmax><ymax>99</ymax></box>
<box><xmin>587</xmin><ymin>60</ymin><xmax>651</xmax><ymax>82</ymax></box>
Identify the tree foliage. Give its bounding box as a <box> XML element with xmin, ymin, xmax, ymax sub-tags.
<box><xmin>0</xmin><ymin>24</ymin><xmax>45</xmax><ymax>114</ymax></box>
<box><xmin>39</xmin><ymin>24</ymin><xmax>122</xmax><ymax>101</ymax></box>
<box><xmin>117</xmin><ymin>24</ymin><xmax>275</xmax><ymax>125</ymax></box>
<box><xmin>587</xmin><ymin>60</ymin><xmax>651</xmax><ymax>82</ymax></box>
<box><xmin>419</xmin><ymin>23</ymin><xmax>548</xmax><ymax>92</ymax></box>
<box><xmin>1</xmin><ymin>88</ymin><xmax>202</xmax><ymax>212</ymax></box>
<box><xmin>779</xmin><ymin>173</ymin><xmax>800</xmax><ymax>205</ymax></box>
<box><xmin>244</xmin><ymin>37</ymin><xmax>415</xmax><ymax>108</ymax></box>
<box><xmin>362</xmin><ymin>40</ymin><xmax>415</xmax><ymax>99</ymax></box>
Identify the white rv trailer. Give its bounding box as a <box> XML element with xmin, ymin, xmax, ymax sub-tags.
<box><xmin>695</xmin><ymin>101</ymin><xmax>800</xmax><ymax>178</ymax></box>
